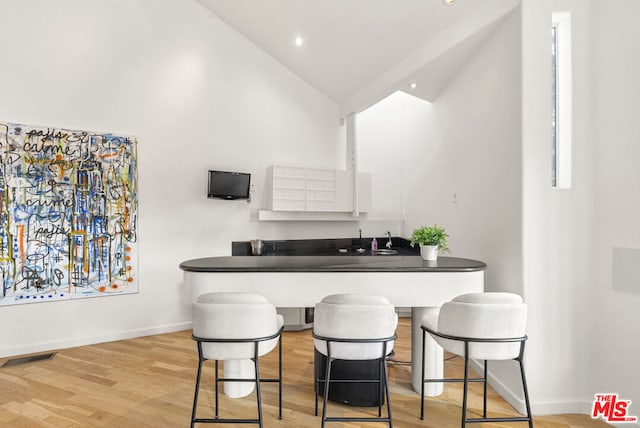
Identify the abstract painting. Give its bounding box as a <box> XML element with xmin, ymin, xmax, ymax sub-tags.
<box><xmin>0</xmin><ymin>122</ymin><xmax>138</xmax><ymax>305</ymax></box>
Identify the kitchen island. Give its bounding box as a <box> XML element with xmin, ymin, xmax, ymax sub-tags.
<box><xmin>180</xmin><ymin>242</ymin><xmax>485</xmax><ymax>397</ymax></box>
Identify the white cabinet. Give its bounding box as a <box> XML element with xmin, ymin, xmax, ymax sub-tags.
<box><xmin>305</xmin><ymin>168</ymin><xmax>336</xmax><ymax>212</ymax></box>
<box><xmin>268</xmin><ymin>165</ymin><xmax>306</xmax><ymax>211</ymax></box>
<box><xmin>266</xmin><ymin>165</ymin><xmax>370</xmax><ymax>213</ymax></box>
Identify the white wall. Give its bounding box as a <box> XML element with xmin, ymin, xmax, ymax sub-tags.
<box><xmin>359</xmin><ymin>12</ymin><xmax>522</xmax><ymax>294</ymax></box>
<box><xmin>591</xmin><ymin>0</ymin><xmax>640</xmax><ymax>421</ymax></box>
<box><xmin>357</xmin><ymin>91</ymin><xmax>431</xmax><ymax>228</ymax></box>
<box><xmin>3</xmin><ymin>1</ymin><xmax>637</xmax><ymax>420</ymax></box>
<box><xmin>358</xmin><ymin>8</ymin><xmax>525</xmax><ymax>401</ymax></box>
<box><xmin>360</xmin><ymin>0</ymin><xmax>640</xmax><ymax>419</ymax></box>
<box><xmin>0</xmin><ymin>0</ymin><xmax>350</xmax><ymax>357</ymax></box>
<box><xmin>521</xmin><ymin>0</ymin><xmax>596</xmax><ymax>415</ymax></box>
<box><xmin>409</xmin><ymin>10</ymin><xmax>523</xmax><ymax>294</ymax></box>
<box><xmin>410</xmin><ymin>9</ymin><xmax>525</xmax><ymax>402</ymax></box>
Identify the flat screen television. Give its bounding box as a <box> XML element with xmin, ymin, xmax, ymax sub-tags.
<box><xmin>207</xmin><ymin>170</ymin><xmax>251</xmax><ymax>200</ymax></box>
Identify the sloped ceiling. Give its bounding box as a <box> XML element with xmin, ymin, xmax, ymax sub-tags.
<box><xmin>196</xmin><ymin>0</ymin><xmax>520</xmax><ymax>115</ymax></box>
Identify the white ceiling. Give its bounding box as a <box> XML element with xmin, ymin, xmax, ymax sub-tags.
<box><xmin>196</xmin><ymin>0</ymin><xmax>520</xmax><ymax>114</ymax></box>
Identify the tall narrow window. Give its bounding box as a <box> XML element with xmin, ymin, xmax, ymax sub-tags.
<box><xmin>551</xmin><ymin>25</ymin><xmax>558</xmax><ymax>186</ymax></box>
<box><xmin>551</xmin><ymin>12</ymin><xmax>572</xmax><ymax>189</ymax></box>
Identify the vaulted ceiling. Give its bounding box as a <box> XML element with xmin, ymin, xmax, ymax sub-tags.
<box><xmin>196</xmin><ymin>0</ymin><xmax>521</xmax><ymax>115</ymax></box>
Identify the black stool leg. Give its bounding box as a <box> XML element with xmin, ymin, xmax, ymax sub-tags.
<box><xmin>214</xmin><ymin>359</ymin><xmax>219</xmax><ymax>419</ymax></box>
<box><xmin>519</xmin><ymin>358</ymin><xmax>534</xmax><ymax>428</ymax></box>
<box><xmin>483</xmin><ymin>360</ymin><xmax>488</xmax><ymax>419</ymax></box>
<box><xmin>420</xmin><ymin>329</ymin><xmax>426</xmax><ymax>420</ymax></box>
<box><xmin>461</xmin><ymin>343</ymin><xmax>470</xmax><ymax>428</ymax></box>
<box><xmin>314</xmin><ymin>349</ymin><xmax>319</xmax><ymax>416</ymax></box>
<box><xmin>191</xmin><ymin>343</ymin><xmax>204</xmax><ymax>428</ymax></box>
<box><xmin>252</xmin><ymin>342</ymin><xmax>263</xmax><ymax>428</ymax></box>
<box><xmin>378</xmin><ymin>358</ymin><xmax>383</xmax><ymax>417</ymax></box>
<box><xmin>321</xmin><ymin>347</ymin><xmax>333</xmax><ymax>428</ymax></box>
<box><xmin>382</xmin><ymin>345</ymin><xmax>393</xmax><ymax>427</ymax></box>
<box><xmin>278</xmin><ymin>334</ymin><xmax>283</xmax><ymax>420</ymax></box>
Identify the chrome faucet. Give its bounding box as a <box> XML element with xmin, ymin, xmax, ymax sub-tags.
<box><xmin>386</xmin><ymin>231</ymin><xmax>393</xmax><ymax>249</ymax></box>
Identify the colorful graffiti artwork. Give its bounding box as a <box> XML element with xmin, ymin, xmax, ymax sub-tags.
<box><xmin>0</xmin><ymin>122</ymin><xmax>138</xmax><ymax>305</ymax></box>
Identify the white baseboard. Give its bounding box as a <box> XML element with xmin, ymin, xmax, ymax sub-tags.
<box><xmin>0</xmin><ymin>321</ymin><xmax>192</xmax><ymax>359</ymax></box>
<box><xmin>469</xmin><ymin>360</ymin><xmax>593</xmax><ymax>416</ymax></box>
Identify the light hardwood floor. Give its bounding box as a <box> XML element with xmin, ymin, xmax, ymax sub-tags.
<box><xmin>0</xmin><ymin>318</ymin><xmax>609</xmax><ymax>427</ymax></box>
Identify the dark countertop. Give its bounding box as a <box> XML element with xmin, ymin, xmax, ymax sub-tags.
<box><xmin>179</xmin><ymin>255</ymin><xmax>486</xmax><ymax>273</ymax></box>
<box><xmin>231</xmin><ymin>236</ymin><xmax>420</xmax><ymax>257</ymax></box>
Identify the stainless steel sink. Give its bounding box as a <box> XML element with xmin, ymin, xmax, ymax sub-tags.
<box><xmin>370</xmin><ymin>249</ymin><xmax>398</xmax><ymax>255</ymax></box>
<box><xmin>336</xmin><ymin>248</ymin><xmax>399</xmax><ymax>255</ymax></box>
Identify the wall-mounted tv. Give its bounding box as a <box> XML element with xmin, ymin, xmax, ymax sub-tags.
<box><xmin>207</xmin><ymin>170</ymin><xmax>251</xmax><ymax>200</ymax></box>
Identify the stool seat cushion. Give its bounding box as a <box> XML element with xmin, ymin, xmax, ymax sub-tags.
<box><xmin>314</xmin><ymin>294</ymin><xmax>397</xmax><ymax>360</ymax></box>
<box><xmin>423</xmin><ymin>292</ymin><xmax>527</xmax><ymax>360</ymax></box>
<box><xmin>193</xmin><ymin>292</ymin><xmax>282</xmax><ymax>360</ymax></box>
<box><xmin>321</xmin><ymin>294</ymin><xmax>392</xmax><ymax>305</ymax></box>
<box><xmin>420</xmin><ymin>309</ymin><xmax>439</xmax><ymax>332</ymax></box>
<box><xmin>452</xmin><ymin>292</ymin><xmax>523</xmax><ymax>305</ymax></box>
<box><xmin>197</xmin><ymin>292</ymin><xmax>270</xmax><ymax>304</ymax></box>
<box><xmin>419</xmin><ymin>292</ymin><xmax>533</xmax><ymax>425</ymax></box>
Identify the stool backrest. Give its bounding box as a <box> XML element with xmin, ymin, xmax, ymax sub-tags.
<box><xmin>437</xmin><ymin>292</ymin><xmax>527</xmax><ymax>360</ymax></box>
<box><xmin>314</xmin><ymin>294</ymin><xmax>397</xmax><ymax>360</ymax></box>
<box><xmin>192</xmin><ymin>292</ymin><xmax>280</xmax><ymax>360</ymax></box>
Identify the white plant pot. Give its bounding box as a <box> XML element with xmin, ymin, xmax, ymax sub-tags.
<box><xmin>421</xmin><ymin>245</ymin><xmax>439</xmax><ymax>261</ymax></box>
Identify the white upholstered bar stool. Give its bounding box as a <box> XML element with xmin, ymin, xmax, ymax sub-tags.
<box><xmin>191</xmin><ymin>292</ymin><xmax>284</xmax><ymax>428</ymax></box>
<box><xmin>313</xmin><ymin>294</ymin><xmax>398</xmax><ymax>427</ymax></box>
<box><xmin>420</xmin><ymin>292</ymin><xmax>533</xmax><ymax>427</ymax></box>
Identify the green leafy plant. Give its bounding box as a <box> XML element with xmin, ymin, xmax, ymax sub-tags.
<box><xmin>410</xmin><ymin>224</ymin><xmax>449</xmax><ymax>253</ymax></box>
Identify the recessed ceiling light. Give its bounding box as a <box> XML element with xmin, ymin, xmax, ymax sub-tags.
<box><xmin>410</xmin><ymin>82</ymin><xmax>419</xmax><ymax>89</ymax></box>
<box><xmin>294</xmin><ymin>36</ymin><xmax>304</xmax><ymax>47</ymax></box>
<box><xmin>442</xmin><ymin>0</ymin><xmax>455</xmax><ymax>5</ymax></box>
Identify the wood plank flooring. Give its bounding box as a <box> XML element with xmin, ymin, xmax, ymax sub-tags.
<box><xmin>0</xmin><ymin>318</ymin><xmax>610</xmax><ymax>427</ymax></box>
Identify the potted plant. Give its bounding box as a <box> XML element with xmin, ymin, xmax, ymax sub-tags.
<box><xmin>410</xmin><ymin>224</ymin><xmax>449</xmax><ymax>261</ymax></box>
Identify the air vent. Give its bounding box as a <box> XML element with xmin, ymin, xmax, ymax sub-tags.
<box><xmin>1</xmin><ymin>352</ymin><xmax>56</xmax><ymax>368</ymax></box>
